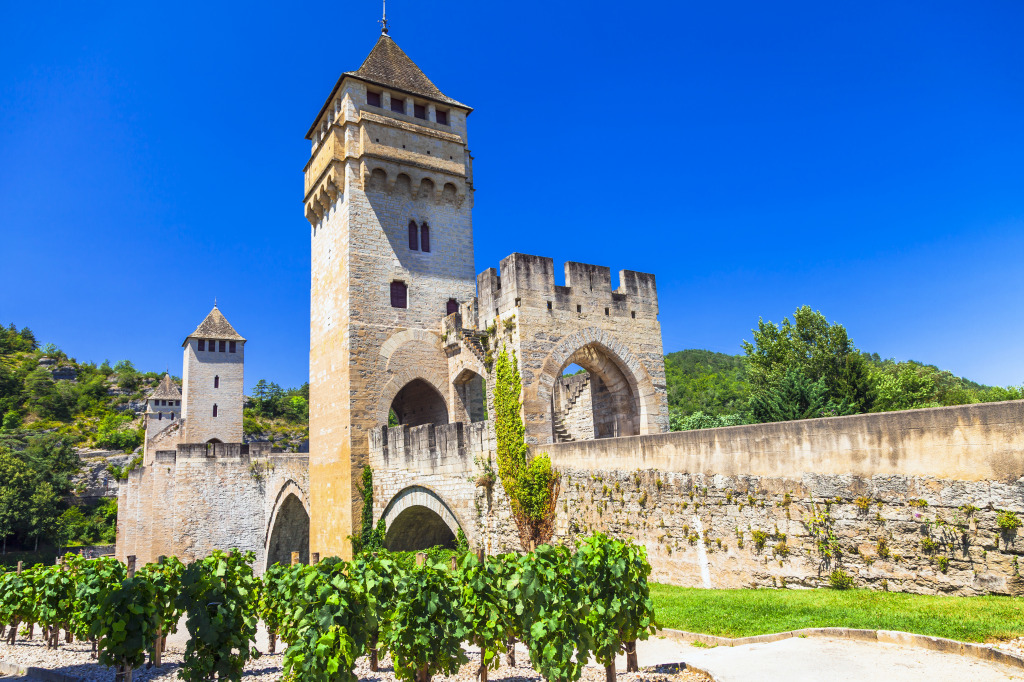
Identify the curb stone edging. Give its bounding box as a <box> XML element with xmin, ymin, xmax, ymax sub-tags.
<box><xmin>0</xmin><ymin>661</ymin><xmax>84</xmax><ymax>682</ymax></box>
<box><xmin>657</xmin><ymin>627</ymin><xmax>1024</xmax><ymax>672</ymax></box>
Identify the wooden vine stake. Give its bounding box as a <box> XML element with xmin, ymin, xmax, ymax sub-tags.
<box><xmin>415</xmin><ymin>552</ymin><xmax>426</xmax><ymax>567</ymax></box>
<box><xmin>291</xmin><ymin>551</ymin><xmax>300</xmax><ymax>566</ymax></box>
<box><xmin>310</xmin><ymin>552</ymin><xmax>320</xmax><ymax>564</ymax></box>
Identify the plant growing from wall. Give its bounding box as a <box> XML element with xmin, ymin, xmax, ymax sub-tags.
<box><xmin>494</xmin><ymin>346</ymin><xmax>558</xmax><ymax>547</ymax></box>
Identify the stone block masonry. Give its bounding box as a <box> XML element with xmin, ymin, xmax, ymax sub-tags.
<box><xmin>116</xmin><ymin>442</ymin><xmax>309</xmax><ymax>571</ymax></box>
<box><xmin>542</xmin><ymin>401</ymin><xmax>1024</xmax><ymax>595</ymax></box>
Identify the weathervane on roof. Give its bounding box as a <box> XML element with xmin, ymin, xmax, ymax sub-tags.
<box><xmin>380</xmin><ymin>0</ymin><xmax>389</xmax><ymax>35</ymax></box>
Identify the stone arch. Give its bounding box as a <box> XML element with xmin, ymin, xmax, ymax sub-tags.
<box><xmin>395</xmin><ymin>173</ymin><xmax>412</xmax><ymax>197</ymax></box>
<box><xmin>453</xmin><ymin>367</ymin><xmax>487</xmax><ymax>423</ymax></box>
<box><xmin>264</xmin><ymin>482</ymin><xmax>310</xmax><ymax>570</ymax></box>
<box><xmin>417</xmin><ymin>177</ymin><xmax>435</xmax><ymax>201</ymax></box>
<box><xmin>368</xmin><ymin>167</ymin><xmax>388</xmax><ymax>191</ymax></box>
<box><xmin>534</xmin><ymin>328</ymin><xmax>661</xmax><ymax>442</ymax></box>
<box><xmin>381</xmin><ymin>485</ymin><xmax>465</xmax><ymax>551</ymax></box>
<box><xmin>374</xmin><ymin>331</ymin><xmax>450</xmax><ymax>427</ymax></box>
<box><xmin>442</xmin><ymin>182</ymin><xmax>458</xmax><ymax>204</ymax></box>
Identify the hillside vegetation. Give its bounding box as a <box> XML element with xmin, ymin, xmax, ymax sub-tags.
<box><xmin>666</xmin><ymin>306</ymin><xmax>1022</xmax><ymax>430</ymax></box>
<box><xmin>0</xmin><ymin>323</ymin><xmax>307</xmax><ymax>559</ymax></box>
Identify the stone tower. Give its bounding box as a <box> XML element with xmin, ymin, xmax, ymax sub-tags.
<box><xmin>180</xmin><ymin>306</ymin><xmax>246</xmax><ymax>445</ymax></box>
<box><xmin>144</xmin><ymin>373</ymin><xmax>181</xmax><ymax>445</ymax></box>
<box><xmin>305</xmin><ymin>32</ymin><xmax>476</xmax><ymax>557</ymax></box>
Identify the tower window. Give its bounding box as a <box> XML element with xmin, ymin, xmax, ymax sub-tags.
<box><xmin>171</xmin><ymin>412</ymin><xmax>175</xmax><ymax>420</ymax></box>
<box><xmin>390</xmin><ymin>96</ymin><xmax>405</xmax><ymax>114</ymax></box>
<box><xmin>408</xmin><ymin>220</ymin><xmax>418</xmax><ymax>250</ymax></box>
<box><xmin>367</xmin><ymin>90</ymin><xmax>381</xmax><ymax>107</ymax></box>
<box><xmin>214</xmin><ymin>375</ymin><xmax>219</xmax><ymax>389</ymax></box>
<box><xmin>547</xmin><ymin>301</ymin><xmax>552</xmax><ymax>310</ymax></box>
<box><xmin>577</xmin><ymin>305</ymin><xmax>582</xmax><ymax>313</ymax></box>
<box><xmin>198</xmin><ymin>340</ymin><xmax>205</xmax><ymax>351</ymax></box>
<box><xmin>414</xmin><ymin>103</ymin><xmax>426</xmax><ymax>119</ymax></box>
<box><xmin>212</xmin><ymin>404</ymin><xmax>218</xmax><ymax>418</ymax></box>
<box><xmin>229</xmin><ymin>341</ymin><xmax>237</xmax><ymax>353</ymax></box>
<box><xmin>390</xmin><ymin>281</ymin><xmax>408</xmax><ymax>308</ymax></box>
<box><xmin>420</xmin><ymin>223</ymin><xmax>430</xmax><ymax>252</ymax></box>
<box><xmin>631</xmin><ymin>311</ymin><xmax>636</xmax><ymax>319</ymax></box>
<box><xmin>176</xmin><ymin>400</ymin><xmax>180</xmax><ymax>406</ymax></box>
<box><xmin>436</xmin><ymin>109</ymin><xmax>449</xmax><ymax>125</ymax></box>
<box><xmin>158</xmin><ymin>412</ymin><xmax>162</xmax><ymax>421</ymax></box>
<box><xmin>605</xmin><ymin>307</ymin><xmax>610</xmax><ymax>316</ymax></box>
<box><xmin>219</xmin><ymin>340</ymin><xmax>226</xmax><ymax>352</ymax></box>
<box><xmin>446</xmin><ymin>298</ymin><xmax>458</xmax><ymax>315</ymax></box>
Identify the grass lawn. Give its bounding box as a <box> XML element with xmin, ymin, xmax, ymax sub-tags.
<box><xmin>651</xmin><ymin>583</ymin><xmax>1024</xmax><ymax>643</ymax></box>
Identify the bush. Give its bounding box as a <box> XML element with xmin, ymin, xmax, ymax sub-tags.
<box><xmin>94</xmin><ymin>413</ymin><xmax>143</xmax><ymax>452</ymax></box>
<box><xmin>828</xmin><ymin>569</ymin><xmax>855</xmax><ymax>590</ymax></box>
<box><xmin>997</xmin><ymin>510</ymin><xmax>1021</xmax><ymax>532</ymax></box>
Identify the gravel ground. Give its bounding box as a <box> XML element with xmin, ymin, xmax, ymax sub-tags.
<box><xmin>0</xmin><ymin>638</ymin><xmax>707</xmax><ymax>682</ymax></box>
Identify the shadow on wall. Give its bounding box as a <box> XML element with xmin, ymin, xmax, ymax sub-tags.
<box><xmin>385</xmin><ymin>505</ymin><xmax>456</xmax><ymax>551</ymax></box>
<box><xmin>266</xmin><ymin>494</ymin><xmax>310</xmax><ymax>567</ymax></box>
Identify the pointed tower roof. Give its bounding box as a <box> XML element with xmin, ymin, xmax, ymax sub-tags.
<box><xmin>150</xmin><ymin>373</ymin><xmax>182</xmax><ymax>400</ymax></box>
<box><xmin>182</xmin><ymin>306</ymin><xmax>246</xmax><ymax>346</ymax></box>
<box><xmin>306</xmin><ymin>34</ymin><xmax>470</xmax><ymax>139</ymax></box>
<box><xmin>348</xmin><ymin>35</ymin><xmax>466</xmax><ymax>107</ymax></box>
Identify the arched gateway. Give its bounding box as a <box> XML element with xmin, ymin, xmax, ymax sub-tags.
<box><xmin>380</xmin><ymin>486</ymin><xmax>464</xmax><ymax>552</ymax></box>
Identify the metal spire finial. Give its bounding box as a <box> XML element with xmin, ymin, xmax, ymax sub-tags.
<box><xmin>380</xmin><ymin>0</ymin><xmax>389</xmax><ymax>35</ymax></box>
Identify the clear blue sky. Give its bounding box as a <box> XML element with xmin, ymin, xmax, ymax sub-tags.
<box><xmin>2</xmin><ymin>1</ymin><xmax>1022</xmax><ymax>391</ymax></box>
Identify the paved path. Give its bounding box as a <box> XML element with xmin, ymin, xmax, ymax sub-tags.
<box><xmin>167</xmin><ymin>621</ymin><xmax>1023</xmax><ymax>682</ymax></box>
<box><xmin>633</xmin><ymin>635</ymin><xmax>1023</xmax><ymax>682</ymax></box>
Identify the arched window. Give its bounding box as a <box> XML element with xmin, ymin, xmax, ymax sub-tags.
<box><xmin>408</xmin><ymin>221</ymin><xmax>418</xmax><ymax>250</ymax></box>
<box><xmin>170</xmin><ymin>412</ymin><xmax>175</xmax><ymax>421</ymax></box>
<box><xmin>158</xmin><ymin>412</ymin><xmax>162</xmax><ymax>421</ymax></box>
<box><xmin>420</xmin><ymin>223</ymin><xmax>430</xmax><ymax>252</ymax></box>
<box><xmin>214</xmin><ymin>375</ymin><xmax>219</xmax><ymax>389</ymax></box>
<box><xmin>390</xmin><ymin>281</ymin><xmax>408</xmax><ymax>308</ymax></box>
<box><xmin>446</xmin><ymin>298</ymin><xmax>458</xmax><ymax>315</ymax></box>
<box><xmin>212</xmin><ymin>404</ymin><xmax>218</xmax><ymax>418</ymax></box>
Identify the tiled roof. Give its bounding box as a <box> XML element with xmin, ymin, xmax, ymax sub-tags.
<box><xmin>151</xmin><ymin>373</ymin><xmax>181</xmax><ymax>400</ymax></box>
<box><xmin>344</xmin><ymin>35</ymin><xmax>467</xmax><ymax>108</ymax></box>
<box><xmin>183</xmin><ymin>306</ymin><xmax>246</xmax><ymax>345</ymax></box>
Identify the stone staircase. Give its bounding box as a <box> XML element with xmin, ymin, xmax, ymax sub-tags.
<box><xmin>460</xmin><ymin>330</ymin><xmax>489</xmax><ymax>366</ymax></box>
<box><xmin>553</xmin><ymin>375</ymin><xmax>590</xmax><ymax>443</ymax></box>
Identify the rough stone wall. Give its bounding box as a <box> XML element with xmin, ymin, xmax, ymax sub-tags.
<box><xmin>116</xmin><ymin>442</ymin><xmax>309</xmax><ymax>572</ymax></box>
<box><xmin>308</xmin><ymin>79</ymin><xmax>477</xmax><ymax>560</ymax></box>
<box><xmin>556</xmin><ymin>374</ymin><xmax>595</xmax><ymax>441</ymax></box>
<box><xmin>180</xmin><ymin>340</ymin><xmax>244</xmax><ymax>444</ymax></box>
<box><xmin>477</xmin><ymin>254</ymin><xmax>670</xmax><ymax>446</ymax></box>
<box><xmin>361</xmin><ymin>401</ymin><xmax>1024</xmax><ymax>595</ymax></box>
<box><xmin>552</xmin><ymin>468</ymin><xmax>1023</xmax><ymax>596</ymax></box>
<box><xmin>541</xmin><ymin>401</ymin><xmax>1024</xmax><ymax>595</ymax></box>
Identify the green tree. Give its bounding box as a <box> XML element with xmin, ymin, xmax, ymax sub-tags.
<box><xmin>743</xmin><ymin>306</ymin><xmax>871</xmax><ymax>418</ymax></box>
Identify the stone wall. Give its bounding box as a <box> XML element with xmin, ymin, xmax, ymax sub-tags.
<box><xmin>477</xmin><ymin>254</ymin><xmax>670</xmax><ymax>446</ymax></box>
<box><xmin>116</xmin><ymin>442</ymin><xmax>309</xmax><ymax>571</ymax></box>
<box><xmin>541</xmin><ymin>401</ymin><xmax>1024</xmax><ymax>595</ymax></box>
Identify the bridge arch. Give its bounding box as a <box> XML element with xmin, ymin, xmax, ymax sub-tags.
<box><xmin>381</xmin><ymin>485</ymin><xmax>465</xmax><ymax>552</ymax></box>
<box><xmin>264</xmin><ymin>480</ymin><xmax>310</xmax><ymax>570</ymax></box>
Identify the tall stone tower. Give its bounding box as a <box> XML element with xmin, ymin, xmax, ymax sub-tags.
<box><xmin>180</xmin><ymin>306</ymin><xmax>246</xmax><ymax>444</ymax></box>
<box><xmin>305</xmin><ymin>31</ymin><xmax>476</xmax><ymax>557</ymax></box>
<box><xmin>144</xmin><ymin>373</ymin><xmax>181</xmax><ymax>444</ymax></box>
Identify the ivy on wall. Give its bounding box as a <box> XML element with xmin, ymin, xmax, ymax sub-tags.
<box><xmin>494</xmin><ymin>346</ymin><xmax>558</xmax><ymax>548</ymax></box>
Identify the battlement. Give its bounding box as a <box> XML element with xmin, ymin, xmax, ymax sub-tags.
<box><xmin>476</xmin><ymin>253</ymin><xmax>658</xmax><ymax>323</ymax></box>
<box><xmin>152</xmin><ymin>441</ymin><xmax>277</xmax><ymax>463</ymax></box>
<box><xmin>368</xmin><ymin>421</ymin><xmax>494</xmax><ymax>476</ymax></box>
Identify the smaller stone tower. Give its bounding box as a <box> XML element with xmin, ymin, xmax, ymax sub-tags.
<box><xmin>144</xmin><ymin>373</ymin><xmax>181</xmax><ymax>443</ymax></box>
<box><xmin>180</xmin><ymin>306</ymin><xmax>246</xmax><ymax>444</ymax></box>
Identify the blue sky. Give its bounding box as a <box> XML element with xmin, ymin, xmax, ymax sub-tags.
<box><xmin>1</xmin><ymin>1</ymin><xmax>1022</xmax><ymax>391</ymax></box>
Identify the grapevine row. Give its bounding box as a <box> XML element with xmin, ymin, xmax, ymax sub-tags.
<box><xmin>0</xmin><ymin>533</ymin><xmax>656</xmax><ymax>682</ymax></box>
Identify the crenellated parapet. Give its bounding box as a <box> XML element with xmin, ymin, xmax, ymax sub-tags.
<box><xmin>476</xmin><ymin>253</ymin><xmax>659</xmax><ymax>324</ymax></box>
<box><xmin>368</xmin><ymin>421</ymin><xmax>494</xmax><ymax>476</ymax></box>
<box><xmin>152</xmin><ymin>441</ymin><xmax>276</xmax><ymax>463</ymax></box>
